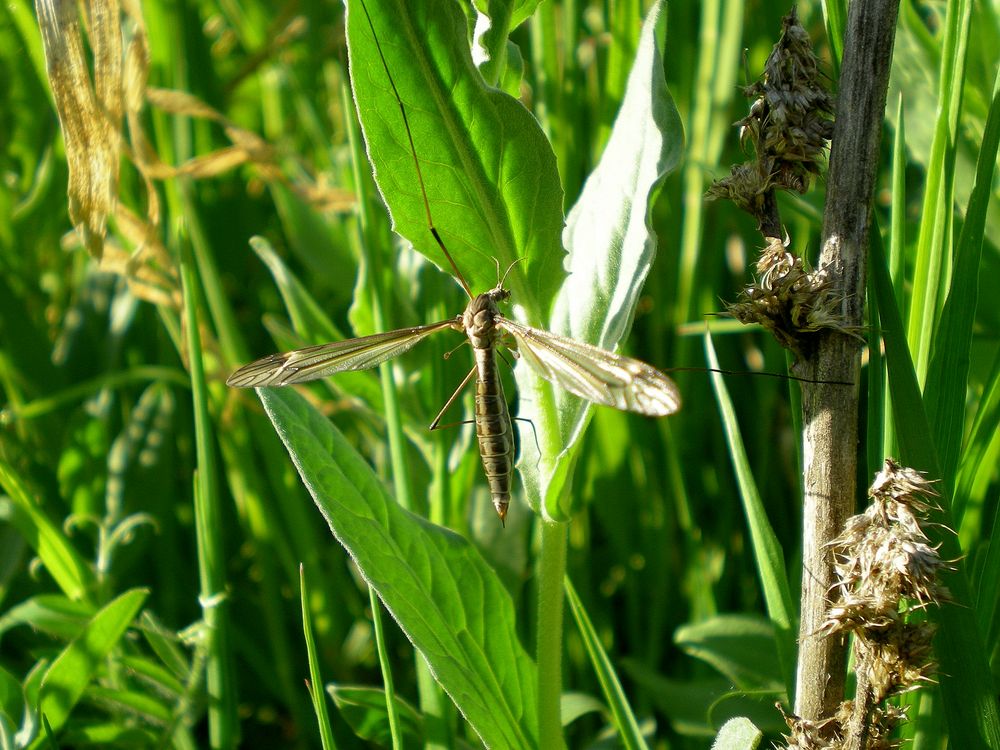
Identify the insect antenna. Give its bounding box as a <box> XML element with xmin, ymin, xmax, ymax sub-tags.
<box><xmin>498</xmin><ymin>258</ymin><xmax>525</xmax><ymax>289</ymax></box>
<box><xmin>356</xmin><ymin>0</ymin><xmax>474</xmax><ymax>300</ymax></box>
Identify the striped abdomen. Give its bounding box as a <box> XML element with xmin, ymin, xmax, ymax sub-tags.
<box><xmin>462</xmin><ymin>288</ymin><xmax>515</xmax><ymax>523</ymax></box>
<box><xmin>473</xmin><ymin>346</ymin><xmax>514</xmax><ymax>523</ymax></box>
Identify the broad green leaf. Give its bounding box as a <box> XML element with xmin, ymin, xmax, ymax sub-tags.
<box><xmin>674</xmin><ymin>615</ymin><xmax>784</xmax><ymax>693</ymax></box>
<box><xmin>258</xmin><ymin>387</ymin><xmax>538</xmax><ymax>748</ymax></box>
<box><xmin>470</xmin><ymin>0</ymin><xmax>514</xmax><ymax>85</ymax></box>
<box><xmin>36</xmin><ymin>588</ymin><xmax>147</xmax><ymax>737</ymax></box>
<box><xmin>517</xmin><ymin>0</ymin><xmax>682</xmax><ymax>520</ymax></box>
<box><xmin>345</xmin><ymin>0</ymin><xmax>565</xmax><ymax>318</ymax></box>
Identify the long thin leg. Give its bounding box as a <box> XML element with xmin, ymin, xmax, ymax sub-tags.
<box><xmin>512</xmin><ymin>416</ymin><xmax>540</xmax><ymax>462</ymax></box>
<box><xmin>429</xmin><ymin>365</ymin><xmax>478</xmax><ymax>431</ymax></box>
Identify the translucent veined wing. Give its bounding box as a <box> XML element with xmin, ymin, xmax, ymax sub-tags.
<box><xmin>227</xmin><ymin>319</ymin><xmax>460</xmax><ymax>387</ymax></box>
<box><xmin>498</xmin><ymin>318</ymin><xmax>681</xmax><ymax>417</ymax></box>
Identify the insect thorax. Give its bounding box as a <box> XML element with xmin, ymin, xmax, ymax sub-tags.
<box><xmin>463</xmin><ymin>287</ymin><xmax>509</xmax><ymax>349</ymax></box>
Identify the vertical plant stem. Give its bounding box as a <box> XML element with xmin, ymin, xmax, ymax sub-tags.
<box><xmin>794</xmin><ymin>0</ymin><xmax>901</xmax><ymax>721</ymax></box>
<box><xmin>371</xmin><ymin>587</ymin><xmax>404</xmax><ymax>749</ymax></box>
<box><xmin>536</xmin><ymin>518</ymin><xmax>568</xmax><ymax>750</ymax></box>
<box><xmin>299</xmin><ymin>565</ymin><xmax>336</xmax><ymax>750</ymax></box>
<box><xmin>843</xmin><ymin>653</ymin><xmax>876</xmax><ymax>750</ymax></box>
<box><xmin>180</xmin><ymin>238</ymin><xmax>237</xmax><ymax>748</ymax></box>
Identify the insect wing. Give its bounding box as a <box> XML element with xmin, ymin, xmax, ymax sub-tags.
<box><xmin>498</xmin><ymin>319</ymin><xmax>681</xmax><ymax>417</ymax></box>
<box><xmin>227</xmin><ymin>319</ymin><xmax>459</xmax><ymax>387</ymax></box>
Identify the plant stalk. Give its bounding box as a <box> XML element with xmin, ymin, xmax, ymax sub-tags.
<box><xmin>793</xmin><ymin>0</ymin><xmax>901</xmax><ymax>721</ymax></box>
<box><xmin>536</xmin><ymin>519</ymin><xmax>568</xmax><ymax>749</ymax></box>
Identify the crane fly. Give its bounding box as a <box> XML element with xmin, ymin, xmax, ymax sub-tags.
<box><xmin>226</xmin><ymin>0</ymin><xmax>682</xmax><ymax>523</ymax></box>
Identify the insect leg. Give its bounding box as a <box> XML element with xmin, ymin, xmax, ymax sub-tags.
<box><xmin>429</xmin><ymin>365</ymin><xmax>478</xmax><ymax>431</ymax></box>
<box><xmin>512</xmin><ymin>416</ymin><xmax>541</xmax><ymax>467</ymax></box>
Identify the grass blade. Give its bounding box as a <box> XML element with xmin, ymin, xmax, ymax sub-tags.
<box><xmin>705</xmin><ymin>334</ymin><xmax>796</xmax><ymax>696</ymax></box>
<box><xmin>564</xmin><ymin>577</ymin><xmax>650</xmax><ymax>750</ymax></box>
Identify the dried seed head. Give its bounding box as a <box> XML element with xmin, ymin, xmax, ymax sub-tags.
<box><xmin>826</xmin><ymin>461</ymin><xmax>949</xmax><ymax>627</ymax></box>
<box><xmin>726</xmin><ymin>237</ymin><xmax>862</xmax><ymax>357</ymax></box>
<box><xmin>775</xmin><ymin>699</ymin><xmax>907</xmax><ymax>749</ymax></box>
<box><xmin>752</xmin><ymin>7</ymin><xmax>835</xmax><ymax>190</ymax></box>
<box><xmin>708</xmin><ymin>11</ymin><xmax>845</xmax><ymax>356</ymax></box>
<box><xmin>708</xmin><ymin>8</ymin><xmax>834</xmax><ymax>230</ymax></box>
<box><xmin>779</xmin><ymin>463</ymin><xmax>941</xmax><ymax>746</ymax></box>
<box><xmin>776</xmin><ymin>702</ymin><xmax>844</xmax><ymax>749</ymax></box>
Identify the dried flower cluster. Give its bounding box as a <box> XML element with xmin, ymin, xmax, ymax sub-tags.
<box><xmin>778</xmin><ymin>701</ymin><xmax>908</xmax><ymax>750</ymax></box>
<box><xmin>778</xmin><ymin>459</ymin><xmax>947</xmax><ymax>749</ymax></box>
<box><xmin>726</xmin><ymin>237</ymin><xmax>858</xmax><ymax>357</ymax></box>
<box><xmin>708</xmin><ymin>9</ymin><xmax>846</xmax><ymax>356</ymax></box>
<box><xmin>707</xmin><ymin>7</ymin><xmax>834</xmax><ymax>226</ymax></box>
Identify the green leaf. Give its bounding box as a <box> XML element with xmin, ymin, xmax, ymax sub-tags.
<box><xmin>705</xmin><ymin>334</ymin><xmax>796</xmax><ymax>695</ymax></box>
<box><xmin>0</xmin><ymin>594</ymin><xmax>93</xmax><ymax>641</ymax></box>
<box><xmin>559</xmin><ymin>692</ymin><xmax>606</xmax><ymax>727</ymax></box>
<box><xmin>248</xmin><ymin>235</ymin><xmax>386</xmax><ymax>415</ymax></box>
<box><xmin>902</xmin><ymin>0</ymin><xmax>972</xmax><ymax>385</ymax></box>
<box><xmin>329</xmin><ymin>684</ymin><xmax>423</xmax><ymax>746</ymax></box>
<box><xmin>622</xmin><ymin>663</ymin><xmax>784</xmax><ymax>738</ymax></box>
<box><xmin>924</xmin><ymin>66</ymin><xmax>1000</xmax><ymax>486</ymax></box>
<box><xmin>0</xmin><ymin>461</ymin><xmax>92</xmax><ymax>602</ymax></box>
<box><xmin>0</xmin><ymin>662</ymin><xmax>22</xmax><ymax>732</ymax></box>
<box><xmin>57</xmin><ymin>722</ymin><xmax>156</xmax><ymax>747</ymax></box>
<box><xmin>257</xmin><ymin>387</ymin><xmax>538</xmax><ymax>748</ymax></box>
<box><xmin>674</xmin><ymin>615</ymin><xmax>784</xmax><ymax>693</ymax></box>
<box><xmin>564</xmin><ymin>577</ymin><xmax>649</xmax><ymax>750</ymax></box>
<box><xmin>345</xmin><ymin>0</ymin><xmax>565</xmax><ymax>317</ymax></box>
<box><xmin>711</xmin><ymin>717</ymin><xmax>763</xmax><ymax>750</ymax></box>
<box><xmin>36</xmin><ymin>588</ymin><xmax>148</xmax><ymax>736</ymax></box>
<box><xmin>300</xmin><ymin>566</ymin><xmax>336</xmax><ymax>750</ymax></box>
<box><xmin>870</xmin><ymin>227</ymin><xmax>1000</xmax><ymax>749</ymax></box>
<box><xmin>517</xmin><ymin>0</ymin><xmax>682</xmax><ymax>520</ymax></box>
<box><xmin>84</xmin><ymin>685</ymin><xmax>172</xmax><ymax>723</ymax></box>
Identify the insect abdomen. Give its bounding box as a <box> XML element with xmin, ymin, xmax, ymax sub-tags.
<box><xmin>474</xmin><ymin>349</ymin><xmax>514</xmax><ymax>523</ymax></box>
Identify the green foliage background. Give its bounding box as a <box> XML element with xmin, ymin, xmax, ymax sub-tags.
<box><xmin>1</xmin><ymin>0</ymin><xmax>998</xmax><ymax>747</ymax></box>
